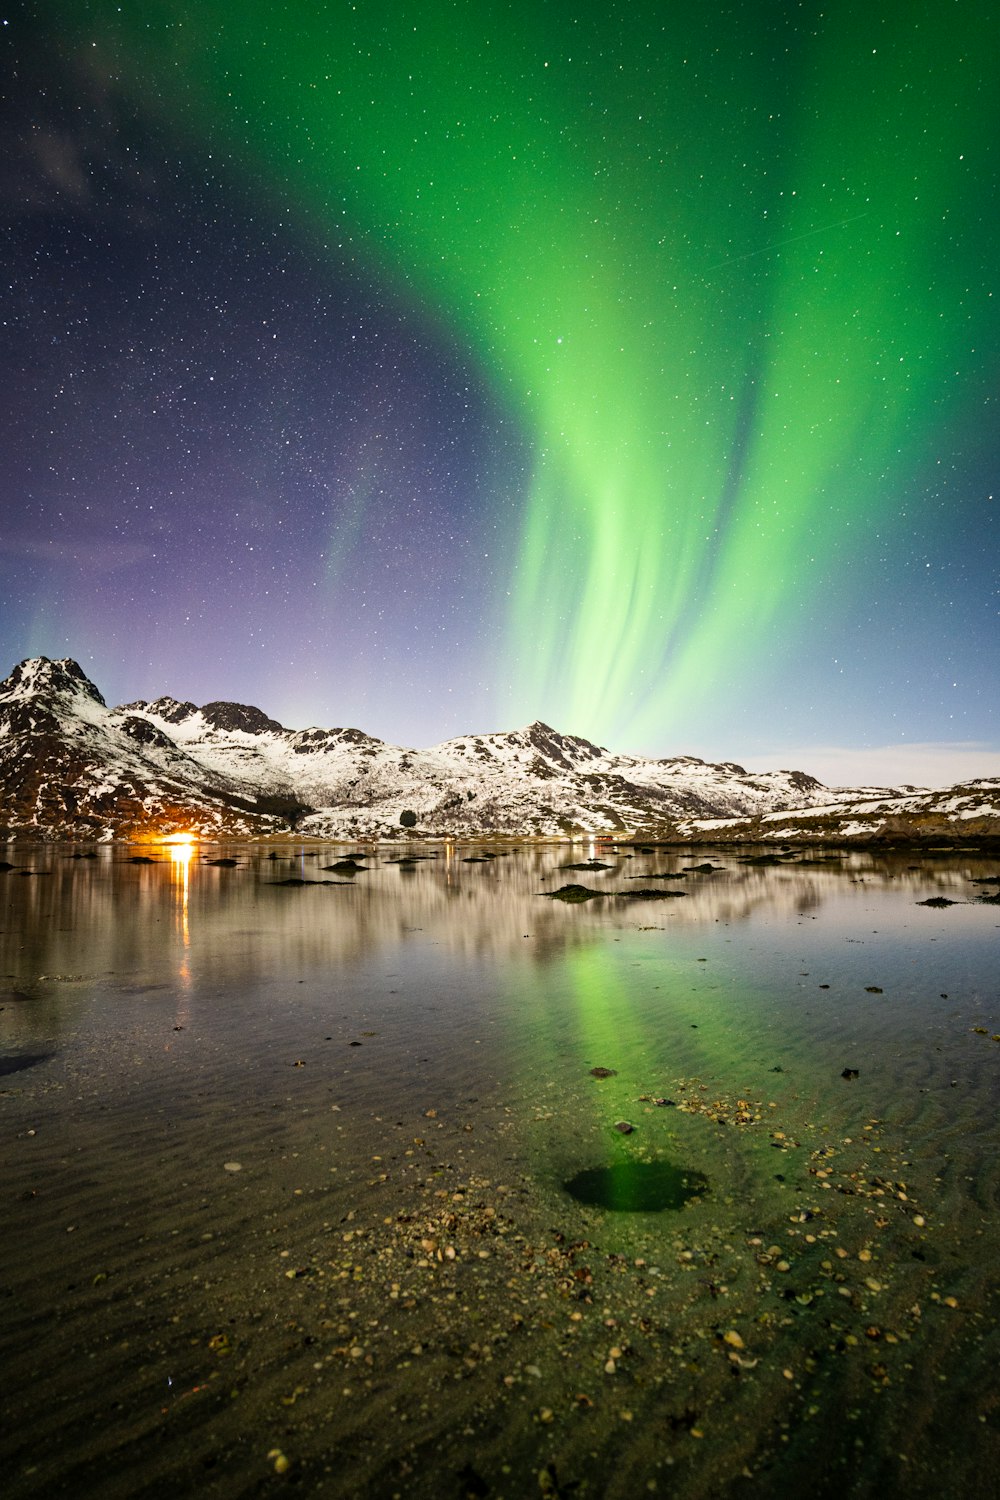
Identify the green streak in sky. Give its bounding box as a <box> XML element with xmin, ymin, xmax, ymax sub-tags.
<box><xmin>68</xmin><ymin>0</ymin><xmax>998</xmax><ymax>744</ymax></box>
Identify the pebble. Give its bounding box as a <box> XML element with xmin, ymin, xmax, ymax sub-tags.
<box><xmin>223</xmin><ymin>1161</ymin><xmax>243</xmax><ymax>1173</ymax></box>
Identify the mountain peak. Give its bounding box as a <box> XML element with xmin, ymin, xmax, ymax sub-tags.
<box><xmin>1</xmin><ymin>656</ymin><xmax>107</xmax><ymax>708</ymax></box>
<box><xmin>199</xmin><ymin>701</ymin><xmax>286</xmax><ymax>736</ymax></box>
<box><xmin>116</xmin><ymin>696</ymin><xmax>287</xmax><ymax>736</ymax></box>
<box><xmin>521</xmin><ymin>719</ymin><xmax>606</xmax><ymax>765</ymax></box>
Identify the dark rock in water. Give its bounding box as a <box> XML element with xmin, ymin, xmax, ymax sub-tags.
<box><xmin>559</xmin><ymin>860</ymin><xmax>614</xmax><ymax>871</ymax></box>
<box><xmin>0</xmin><ymin>1051</ymin><xmax>54</xmax><ymax>1076</ymax></box>
<box><xmin>917</xmin><ymin>896</ymin><xmax>958</xmax><ymax>907</ymax></box>
<box><xmin>127</xmin><ymin>855</ymin><xmax>158</xmax><ymax>864</ymax></box>
<box><xmin>864</xmin><ymin>985</ymin><xmax>883</xmax><ymax>994</ymax></box>
<box><xmin>613</xmin><ymin>1120</ymin><xmax>635</xmax><ymax>1134</ymax></box>
<box><xmin>456</xmin><ymin>1465</ymin><xmax>490</xmax><ymax>1499</ymax></box>
<box><xmin>564</xmin><ymin>1159</ymin><xmax>709</xmax><ymax>1212</ymax></box>
<box><xmin>841</xmin><ymin>1068</ymin><xmax>860</xmax><ymax>1080</ymax></box>
<box><xmin>0</xmin><ymin>860</ymin><xmax>14</xmax><ymax>870</ymax></box>
<box><xmin>462</xmin><ymin>856</ymin><xmax>491</xmax><ymax>863</ymax></box>
<box><xmin>685</xmin><ymin>862</ymin><xmax>723</xmax><ymax>873</ymax></box>
<box><xmin>323</xmin><ymin>859</ymin><xmax>366</xmax><ymax>874</ymax></box>
<box><xmin>206</xmin><ymin>857</ymin><xmax>238</xmax><ymax>867</ymax></box>
<box><xmin>589</xmin><ymin>1066</ymin><xmax>617</xmax><ymax>1078</ymax></box>
<box><xmin>619</xmin><ymin>888</ymin><xmax>688</xmax><ymax>900</ymax></box>
<box><xmin>544</xmin><ymin>884</ymin><xmax>605</xmax><ymax>903</ymax></box>
<box><xmin>270</xmin><ymin>877</ymin><xmax>343</xmax><ymax>886</ymax></box>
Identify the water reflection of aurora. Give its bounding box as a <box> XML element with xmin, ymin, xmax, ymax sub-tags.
<box><xmin>516</xmin><ymin>942</ymin><xmax>762</xmax><ymax>1218</ymax></box>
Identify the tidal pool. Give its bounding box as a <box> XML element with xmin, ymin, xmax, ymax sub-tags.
<box><xmin>2</xmin><ymin>841</ymin><xmax>999</xmax><ymax>1498</ymax></box>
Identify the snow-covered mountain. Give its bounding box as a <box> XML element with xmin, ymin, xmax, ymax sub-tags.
<box><xmin>2</xmin><ymin>656</ymin><xmax>997</xmax><ymax>843</ymax></box>
<box><xmin>117</xmin><ymin>685</ymin><xmax>834</xmax><ymax>841</ymax></box>
<box><xmin>0</xmin><ymin>657</ymin><xmax>306</xmax><ymax>841</ymax></box>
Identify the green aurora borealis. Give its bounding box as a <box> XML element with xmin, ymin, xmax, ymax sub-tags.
<box><xmin>14</xmin><ymin>1</ymin><xmax>1000</xmax><ymax>764</ymax></box>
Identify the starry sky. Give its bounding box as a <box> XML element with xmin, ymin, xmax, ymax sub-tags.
<box><xmin>3</xmin><ymin>0</ymin><xmax>998</xmax><ymax>787</ymax></box>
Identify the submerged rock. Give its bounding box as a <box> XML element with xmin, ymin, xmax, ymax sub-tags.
<box><xmin>0</xmin><ymin>1051</ymin><xmax>54</xmax><ymax>1076</ymax></box>
<box><xmin>544</xmin><ymin>884</ymin><xmax>605</xmax><ymax>903</ymax></box>
<box><xmin>564</xmin><ymin>1159</ymin><xmax>709</xmax><ymax>1212</ymax></box>
<box><xmin>618</xmin><ymin>888</ymin><xmax>688</xmax><ymax>900</ymax></box>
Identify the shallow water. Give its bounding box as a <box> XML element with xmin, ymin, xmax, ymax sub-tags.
<box><xmin>2</xmin><ymin>842</ymin><xmax>1000</xmax><ymax>1499</ymax></box>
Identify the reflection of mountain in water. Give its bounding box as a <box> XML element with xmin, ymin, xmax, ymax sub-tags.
<box><xmin>2</xmin><ymin>847</ymin><xmax>995</xmax><ymax>1008</ymax></box>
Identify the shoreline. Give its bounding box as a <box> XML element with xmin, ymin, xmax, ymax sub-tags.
<box><xmin>4</xmin><ymin>831</ymin><xmax>1000</xmax><ymax>853</ymax></box>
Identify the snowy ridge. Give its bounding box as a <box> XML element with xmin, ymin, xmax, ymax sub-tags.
<box><xmin>677</xmin><ymin>780</ymin><xmax>1000</xmax><ymax>844</ymax></box>
<box><xmin>2</xmin><ymin>656</ymin><xmax>998</xmax><ymax>843</ymax></box>
<box><xmin>120</xmin><ymin>692</ymin><xmax>834</xmax><ymax>839</ymax></box>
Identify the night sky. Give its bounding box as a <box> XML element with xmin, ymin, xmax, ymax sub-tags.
<box><xmin>4</xmin><ymin>1</ymin><xmax>998</xmax><ymax>786</ymax></box>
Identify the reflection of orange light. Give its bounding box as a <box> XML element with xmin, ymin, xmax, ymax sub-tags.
<box><xmin>161</xmin><ymin>833</ymin><xmax>197</xmax><ymax>865</ymax></box>
<box><xmin>167</xmin><ymin>837</ymin><xmax>192</xmax><ymax>982</ymax></box>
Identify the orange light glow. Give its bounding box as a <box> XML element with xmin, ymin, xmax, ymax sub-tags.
<box><xmin>160</xmin><ymin>833</ymin><xmax>197</xmax><ymax>868</ymax></box>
